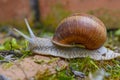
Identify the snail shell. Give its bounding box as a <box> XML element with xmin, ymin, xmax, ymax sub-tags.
<box><xmin>52</xmin><ymin>14</ymin><xmax>107</xmax><ymax>50</ymax></box>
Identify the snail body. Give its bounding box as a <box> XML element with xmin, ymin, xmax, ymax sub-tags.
<box><xmin>14</xmin><ymin>14</ymin><xmax>120</xmax><ymax>60</ymax></box>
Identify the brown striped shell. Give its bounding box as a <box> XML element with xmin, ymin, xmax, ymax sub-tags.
<box><xmin>52</xmin><ymin>14</ymin><xmax>107</xmax><ymax>50</ymax></box>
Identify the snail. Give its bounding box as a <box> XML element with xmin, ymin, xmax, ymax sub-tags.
<box><xmin>14</xmin><ymin>14</ymin><xmax>120</xmax><ymax>60</ymax></box>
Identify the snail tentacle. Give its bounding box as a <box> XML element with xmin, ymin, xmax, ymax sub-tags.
<box><xmin>14</xmin><ymin>19</ymin><xmax>36</xmax><ymax>43</ymax></box>
<box><xmin>13</xmin><ymin>28</ymin><xmax>32</xmax><ymax>42</ymax></box>
<box><xmin>24</xmin><ymin>18</ymin><xmax>35</xmax><ymax>38</ymax></box>
<box><xmin>13</xmin><ymin>28</ymin><xmax>36</xmax><ymax>44</ymax></box>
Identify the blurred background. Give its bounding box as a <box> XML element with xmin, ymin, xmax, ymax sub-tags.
<box><xmin>0</xmin><ymin>0</ymin><xmax>120</xmax><ymax>32</ymax></box>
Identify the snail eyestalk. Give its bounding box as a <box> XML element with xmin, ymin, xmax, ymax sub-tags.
<box><xmin>14</xmin><ymin>18</ymin><xmax>36</xmax><ymax>43</ymax></box>
<box><xmin>24</xmin><ymin>18</ymin><xmax>36</xmax><ymax>38</ymax></box>
<box><xmin>14</xmin><ymin>28</ymin><xmax>31</xmax><ymax>41</ymax></box>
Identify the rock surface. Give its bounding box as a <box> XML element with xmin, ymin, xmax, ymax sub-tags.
<box><xmin>0</xmin><ymin>55</ymin><xmax>68</xmax><ymax>80</ymax></box>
